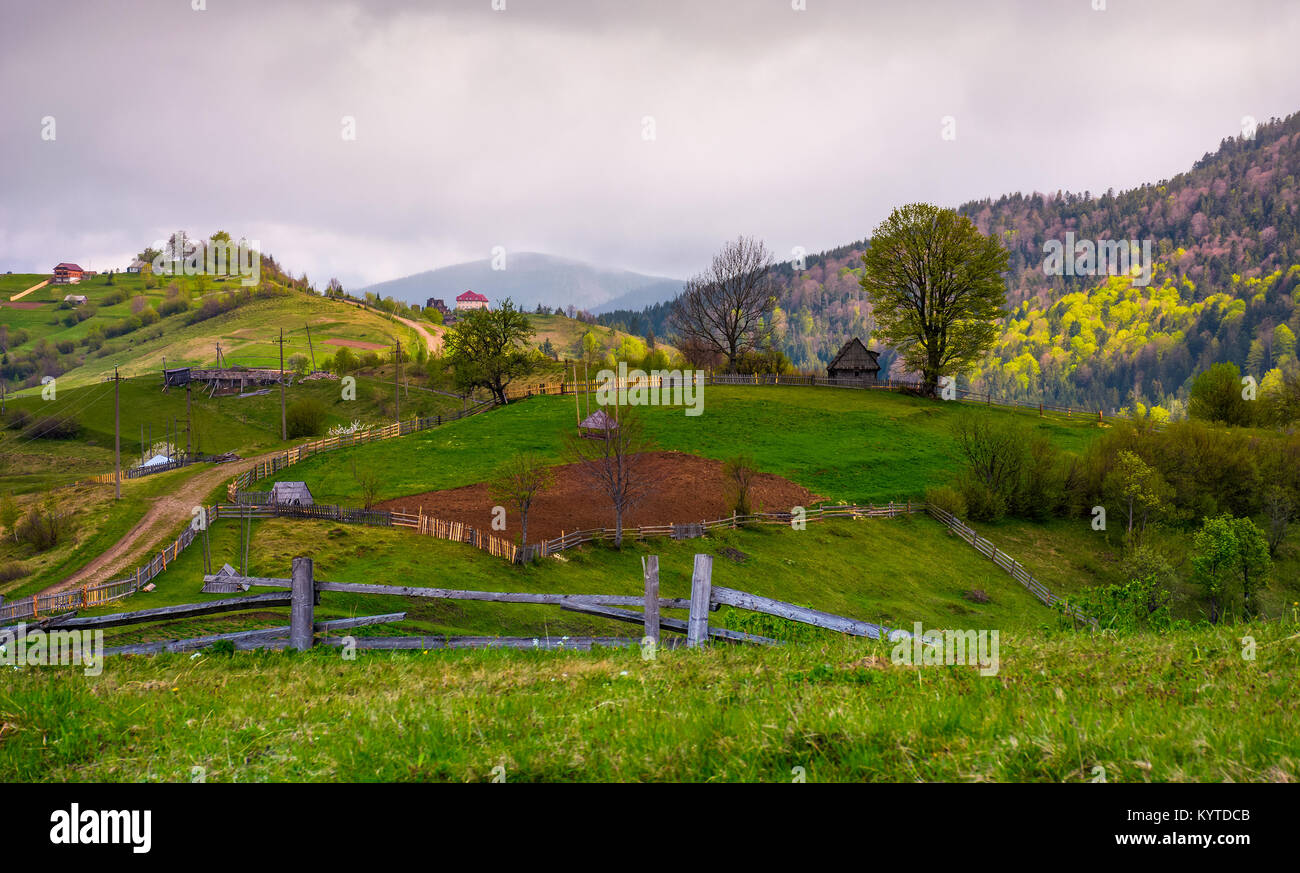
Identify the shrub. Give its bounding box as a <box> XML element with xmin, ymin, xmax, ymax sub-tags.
<box><xmin>285</xmin><ymin>396</ymin><xmax>328</xmax><ymax>438</ymax></box>
<box><xmin>157</xmin><ymin>296</ymin><xmax>190</xmax><ymax>317</ymax></box>
<box><xmin>23</xmin><ymin>415</ymin><xmax>80</xmax><ymax>439</ymax></box>
<box><xmin>722</xmin><ymin>454</ymin><xmax>759</xmax><ymax>516</ymax></box>
<box><xmin>924</xmin><ymin>484</ymin><xmax>967</xmax><ymax>518</ymax></box>
<box><xmin>0</xmin><ymin>560</ymin><xmax>28</xmax><ymax>583</ymax></box>
<box><xmin>330</xmin><ymin>347</ymin><xmax>358</xmax><ymax>374</ymax></box>
<box><xmin>1189</xmin><ymin>362</ymin><xmax>1255</xmax><ymax>427</ymax></box>
<box><xmin>3</xmin><ymin>408</ymin><xmax>32</xmax><ymax>431</ymax></box>
<box><xmin>16</xmin><ymin>503</ymin><xmax>60</xmax><ymax>551</ymax></box>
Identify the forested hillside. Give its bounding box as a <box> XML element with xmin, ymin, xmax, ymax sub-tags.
<box><xmin>601</xmin><ymin>112</ymin><xmax>1300</xmax><ymax>414</ymax></box>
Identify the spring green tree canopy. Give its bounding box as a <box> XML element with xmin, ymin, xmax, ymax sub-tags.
<box><xmin>443</xmin><ymin>298</ymin><xmax>535</xmax><ymax>404</ymax></box>
<box><xmin>859</xmin><ymin>204</ymin><xmax>1009</xmax><ymax>395</ymax></box>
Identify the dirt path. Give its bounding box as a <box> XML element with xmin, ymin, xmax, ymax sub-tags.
<box><xmin>43</xmin><ymin>448</ymin><xmax>285</xmax><ymax>594</ymax></box>
<box><xmin>9</xmin><ymin>279</ymin><xmax>48</xmax><ymax>301</ymax></box>
<box><xmin>392</xmin><ymin>311</ymin><xmax>444</xmax><ymax>354</ymax></box>
<box><xmin>337</xmin><ymin>298</ymin><xmax>445</xmax><ymax>355</ymax></box>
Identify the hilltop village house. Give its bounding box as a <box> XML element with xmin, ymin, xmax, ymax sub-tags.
<box><xmin>63</xmin><ymin>294</ymin><xmax>88</xmax><ymax>306</ymax></box>
<box><xmin>424</xmin><ymin>297</ymin><xmax>454</xmax><ymax>322</ymax></box>
<box><xmin>455</xmin><ymin>290</ymin><xmax>489</xmax><ymax>311</ymax></box>
<box><xmin>826</xmin><ymin>337</ymin><xmax>882</xmax><ymax>383</ymax></box>
<box><xmin>51</xmin><ymin>263</ymin><xmax>85</xmax><ymax>284</ymax></box>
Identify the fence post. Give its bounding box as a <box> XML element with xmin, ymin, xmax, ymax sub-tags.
<box><xmin>289</xmin><ymin>556</ymin><xmax>315</xmax><ymax>651</ymax></box>
<box><xmin>686</xmin><ymin>554</ymin><xmax>713</xmax><ymax>648</ymax></box>
<box><xmin>643</xmin><ymin>555</ymin><xmax>660</xmax><ymax>646</ymax></box>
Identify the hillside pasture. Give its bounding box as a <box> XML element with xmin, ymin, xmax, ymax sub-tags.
<box><xmin>250</xmin><ymin>385</ymin><xmax>1105</xmax><ymax>505</ymax></box>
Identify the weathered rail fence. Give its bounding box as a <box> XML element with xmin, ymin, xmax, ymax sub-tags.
<box><xmin>70</xmin><ymin>552</ymin><xmax>908</xmax><ymax>656</ymax></box>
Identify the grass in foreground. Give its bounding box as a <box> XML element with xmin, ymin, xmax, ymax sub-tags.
<box><xmin>1</xmin><ymin>622</ymin><xmax>1294</xmax><ymax>782</ymax></box>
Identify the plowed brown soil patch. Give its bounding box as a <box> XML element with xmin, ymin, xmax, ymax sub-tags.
<box><xmin>374</xmin><ymin>451</ymin><xmax>820</xmax><ymax>541</ymax></box>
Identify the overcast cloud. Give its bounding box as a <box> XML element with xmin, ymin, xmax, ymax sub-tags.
<box><xmin>2</xmin><ymin>0</ymin><xmax>1298</xmax><ymax>289</ymax></box>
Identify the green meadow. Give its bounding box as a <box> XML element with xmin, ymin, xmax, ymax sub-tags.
<box><xmin>249</xmin><ymin>385</ymin><xmax>1106</xmax><ymax>504</ymax></box>
<box><xmin>2</xmin><ymin>622</ymin><xmax>1295</xmax><ymax>782</ymax></box>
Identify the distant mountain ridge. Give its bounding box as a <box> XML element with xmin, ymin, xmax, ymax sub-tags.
<box><xmin>358</xmin><ymin>252</ymin><xmax>683</xmax><ymax>314</ymax></box>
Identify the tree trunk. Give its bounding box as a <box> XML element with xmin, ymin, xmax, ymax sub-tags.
<box><xmin>614</xmin><ymin>503</ymin><xmax>623</xmax><ymax>548</ymax></box>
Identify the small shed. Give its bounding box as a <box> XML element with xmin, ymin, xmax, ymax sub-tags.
<box><xmin>577</xmin><ymin>408</ymin><xmax>619</xmax><ymax>440</ymax></box>
<box><xmin>63</xmin><ymin>294</ymin><xmax>88</xmax><ymax>305</ymax></box>
<box><xmin>270</xmin><ymin>481</ymin><xmax>314</xmax><ymax>506</ymax></box>
<box><xmin>827</xmin><ymin>337</ymin><xmax>881</xmax><ymax>383</ymax></box>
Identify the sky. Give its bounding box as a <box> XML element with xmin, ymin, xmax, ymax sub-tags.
<box><xmin>2</xmin><ymin>0</ymin><xmax>1298</xmax><ymax>290</ymax></box>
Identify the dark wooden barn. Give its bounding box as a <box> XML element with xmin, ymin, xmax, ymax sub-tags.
<box><xmin>826</xmin><ymin>337</ymin><xmax>881</xmax><ymax>383</ymax></box>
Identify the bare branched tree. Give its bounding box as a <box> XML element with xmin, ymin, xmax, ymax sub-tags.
<box><xmin>563</xmin><ymin>407</ymin><xmax>658</xmax><ymax>547</ymax></box>
<box><xmin>669</xmin><ymin>235</ymin><xmax>776</xmax><ymax>371</ymax></box>
<box><xmin>723</xmin><ymin>454</ymin><xmax>759</xmax><ymax>516</ymax></box>
<box><xmin>487</xmin><ymin>452</ymin><xmax>555</xmax><ymax>547</ymax></box>
<box><xmin>351</xmin><ymin>457</ymin><xmax>380</xmax><ymax>509</ymax></box>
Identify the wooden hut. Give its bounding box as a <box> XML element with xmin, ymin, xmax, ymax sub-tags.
<box><xmin>270</xmin><ymin>481</ymin><xmax>314</xmax><ymax>506</ymax></box>
<box><xmin>826</xmin><ymin>337</ymin><xmax>881</xmax><ymax>383</ymax></box>
<box><xmin>577</xmin><ymin>408</ymin><xmax>619</xmax><ymax>440</ymax></box>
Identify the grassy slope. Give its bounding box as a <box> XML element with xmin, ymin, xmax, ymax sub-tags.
<box><xmin>2</xmin><ymin>622</ymin><xmax>1295</xmax><ymax>781</ymax></box>
<box><xmin>0</xmin><ymin>466</ymin><xmax>204</xmax><ymax>599</ymax></box>
<box><xmin>248</xmin><ymin>386</ymin><xmax>1104</xmax><ymax>504</ymax></box>
<box><xmin>526</xmin><ymin>313</ymin><xmax>674</xmax><ymax>360</ymax></box>
<box><xmin>13</xmin><ymin>293</ymin><xmax>424</xmax><ymax>393</ymax></box>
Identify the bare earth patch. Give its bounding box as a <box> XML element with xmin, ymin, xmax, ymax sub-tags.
<box><xmin>374</xmin><ymin>450</ymin><xmax>821</xmax><ymax>540</ymax></box>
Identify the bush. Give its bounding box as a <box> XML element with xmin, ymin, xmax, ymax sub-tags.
<box><xmin>157</xmin><ymin>296</ymin><xmax>190</xmax><ymax>317</ymax></box>
<box><xmin>960</xmin><ymin>474</ymin><xmax>1007</xmax><ymax>521</ymax></box>
<box><xmin>23</xmin><ymin>415</ymin><xmax>80</xmax><ymax>439</ymax></box>
<box><xmin>0</xmin><ymin>561</ymin><xmax>27</xmax><ymax>583</ymax></box>
<box><xmin>1189</xmin><ymin>362</ymin><xmax>1255</xmax><ymax>427</ymax></box>
<box><xmin>285</xmin><ymin>396</ymin><xmax>328</xmax><ymax>438</ymax></box>
<box><xmin>3</xmin><ymin>408</ymin><xmax>32</xmax><ymax>431</ymax></box>
<box><xmin>924</xmin><ymin>484</ymin><xmax>967</xmax><ymax>518</ymax></box>
<box><xmin>16</xmin><ymin>504</ymin><xmax>60</xmax><ymax>551</ymax></box>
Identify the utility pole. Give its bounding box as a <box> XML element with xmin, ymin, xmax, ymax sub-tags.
<box><xmin>394</xmin><ymin>339</ymin><xmax>401</xmax><ymax>423</ymax></box>
<box><xmin>305</xmin><ymin>323</ymin><xmax>317</xmax><ymax>371</ymax></box>
<box><xmin>112</xmin><ymin>368</ymin><xmax>121</xmax><ymax>499</ymax></box>
<box><xmin>277</xmin><ymin>328</ymin><xmax>287</xmax><ymax>441</ymax></box>
<box><xmin>140</xmin><ymin>423</ymin><xmax>145</xmax><ymax>467</ymax></box>
<box><xmin>185</xmin><ymin>384</ymin><xmax>192</xmax><ymax>456</ymax></box>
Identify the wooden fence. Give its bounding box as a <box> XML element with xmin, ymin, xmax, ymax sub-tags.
<box><xmin>150</xmin><ymin>552</ymin><xmax>906</xmax><ymax>654</ymax></box>
<box><xmin>924</xmin><ymin>504</ymin><xmax>1095</xmax><ymax>626</ymax></box>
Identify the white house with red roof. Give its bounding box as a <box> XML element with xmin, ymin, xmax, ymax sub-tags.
<box><xmin>455</xmin><ymin>290</ymin><xmax>489</xmax><ymax>311</ymax></box>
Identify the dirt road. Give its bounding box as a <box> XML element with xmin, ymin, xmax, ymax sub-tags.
<box><xmin>43</xmin><ymin>449</ymin><xmax>285</xmax><ymax>594</ymax></box>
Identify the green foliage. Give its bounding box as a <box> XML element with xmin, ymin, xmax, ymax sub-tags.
<box><xmin>1105</xmin><ymin>450</ymin><xmax>1170</xmax><ymax>540</ymax></box>
<box><xmin>285</xmin><ymin>396</ymin><xmax>328</xmax><ymax>439</ymax></box>
<box><xmin>1192</xmin><ymin>514</ymin><xmax>1271</xmax><ymax>622</ymax></box>
<box><xmin>443</xmin><ymin>299</ymin><xmax>536</xmax><ymax>405</ymax></box>
<box><xmin>923</xmin><ymin>484</ymin><xmax>966</xmax><ymax>518</ymax></box>
<box><xmin>331</xmin><ymin>346</ymin><xmax>359</xmax><ymax>374</ymax></box>
<box><xmin>1189</xmin><ymin>362</ymin><xmax>1254</xmax><ymax>426</ymax></box>
<box><xmin>859</xmin><ymin>204</ymin><xmax>1009</xmax><ymax>395</ymax></box>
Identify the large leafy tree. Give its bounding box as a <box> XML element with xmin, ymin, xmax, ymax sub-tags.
<box><xmin>859</xmin><ymin>204</ymin><xmax>1008</xmax><ymax>396</ymax></box>
<box><xmin>443</xmin><ymin>298</ymin><xmax>535</xmax><ymax>405</ymax></box>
